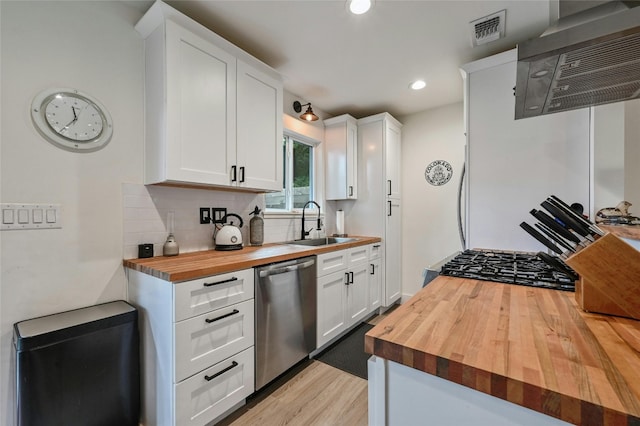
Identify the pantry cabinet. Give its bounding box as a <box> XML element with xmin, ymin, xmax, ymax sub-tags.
<box><xmin>325</xmin><ymin>114</ymin><xmax>358</xmax><ymax>200</ymax></box>
<box><xmin>344</xmin><ymin>113</ymin><xmax>403</xmax><ymax>308</ymax></box>
<box><xmin>127</xmin><ymin>268</ymin><xmax>255</xmax><ymax>426</ymax></box>
<box><xmin>316</xmin><ymin>244</ymin><xmax>376</xmax><ymax>349</ymax></box>
<box><xmin>136</xmin><ymin>1</ymin><xmax>282</xmax><ymax>192</ymax></box>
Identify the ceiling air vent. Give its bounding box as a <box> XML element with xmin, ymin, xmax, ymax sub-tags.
<box><xmin>469</xmin><ymin>10</ymin><xmax>506</xmax><ymax>47</ymax></box>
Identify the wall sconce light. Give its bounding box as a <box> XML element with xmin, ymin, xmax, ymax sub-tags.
<box><xmin>293</xmin><ymin>101</ymin><xmax>319</xmax><ymax>122</ymax></box>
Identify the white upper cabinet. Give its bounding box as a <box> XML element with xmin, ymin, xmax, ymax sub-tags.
<box><xmin>385</xmin><ymin>121</ymin><xmax>402</xmax><ymax>199</ymax></box>
<box><xmin>136</xmin><ymin>1</ymin><xmax>283</xmax><ymax>192</ymax></box>
<box><xmin>236</xmin><ymin>61</ymin><xmax>283</xmax><ymax>191</ymax></box>
<box><xmin>325</xmin><ymin>114</ymin><xmax>358</xmax><ymax>200</ymax></box>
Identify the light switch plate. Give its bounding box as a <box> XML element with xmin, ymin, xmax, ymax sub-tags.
<box><xmin>0</xmin><ymin>203</ymin><xmax>61</xmax><ymax>230</ymax></box>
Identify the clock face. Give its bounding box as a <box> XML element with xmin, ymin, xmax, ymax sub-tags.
<box><xmin>45</xmin><ymin>94</ymin><xmax>104</xmax><ymax>142</ymax></box>
<box><xmin>31</xmin><ymin>88</ymin><xmax>113</xmax><ymax>152</ymax></box>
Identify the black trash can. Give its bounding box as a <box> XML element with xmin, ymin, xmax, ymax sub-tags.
<box><xmin>13</xmin><ymin>300</ymin><xmax>140</xmax><ymax>426</ymax></box>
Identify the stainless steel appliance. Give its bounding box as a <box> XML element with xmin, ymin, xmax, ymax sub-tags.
<box><xmin>515</xmin><ymin>1</ymin><xmax>640</xmax><ymax>119</ymax></box>
<box><xmin>255</xmin><ymin>256</ymin><xmax>317</xmax><ymax>390</ymax></box>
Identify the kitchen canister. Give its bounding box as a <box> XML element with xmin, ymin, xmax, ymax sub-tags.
<box><xmin>249</xmin><ymin>205</ymin><xmax>264</xmax><ymax>246</ymax></box>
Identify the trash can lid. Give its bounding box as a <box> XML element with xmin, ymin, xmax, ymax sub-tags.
<box><xmin>15</xmin><ymin>300</ymin><xmax>136</xmax><ymax>338</ymax></box>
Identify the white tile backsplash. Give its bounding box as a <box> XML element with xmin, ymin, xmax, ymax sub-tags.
<box><xmin>122</xmin><ymin>183</ymin><xmax>322</xmax><ymax>260</ymax></box>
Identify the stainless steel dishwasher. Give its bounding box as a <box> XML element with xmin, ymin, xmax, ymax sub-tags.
<box><xmin>255</xmin><ymin>256</ymin><xmax>316</xmax><ymax>390</ymax></box>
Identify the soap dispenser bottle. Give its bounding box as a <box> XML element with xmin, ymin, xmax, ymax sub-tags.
<box><xmin>249</xmin><ymin>205</ymin><xmax>264</xmax><ymax>246</ymax></box>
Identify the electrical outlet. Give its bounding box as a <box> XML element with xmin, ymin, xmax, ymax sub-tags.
<box><xmin>199</xmin><ymin>207</ymin><xmax>211</xmax><ymax>224</ymax></box>
<box><xmin>212</xmin><ymin>208</ymin><xmax>227</xmax><ymax>224</ymax></box>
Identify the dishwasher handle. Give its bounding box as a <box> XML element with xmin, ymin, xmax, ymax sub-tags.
<box><xmin>258</xmin><ymin>259</ymin><xmax>315</xmax><ymax>278</ymax></box>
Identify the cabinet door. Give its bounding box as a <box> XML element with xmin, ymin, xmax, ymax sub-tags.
<box><xmin>173</xmin><ymin>268</ymin><xmax>254</xmax><ymax>322</ymax></box>
<box><xmin>369</xmin><ymin>258</ymin><xmax>382</xmax><ymax>311</ymax></box>
<box><xmin>317</xmin><ymin>270</ymin><xmax>348</xmax><ymax>348</ymax></box>
<box><xmin>348</xmin><ymin>245</ymin><xmax>369</xmax><ymax>266</ymax></box>
<box><xmin>347</xmin><ymin>263</ymin><xmax>370</xmax><ymax>325</ymax></box>
<box><xmin>317</xmin><ymin>250</ymin><xmax>348</xmax><ymax>277</ymax></box>
<box><xmin>385</xmin><ymin>119</ymin><xmax>402</xmax><ymax>199</ymax></box>
<box><xmin>369</xmin><ymin>243</ymin><xmax>383</xmax><ymax>260</ymax></box>
<box><xmin>385</xmin><ymin>200</ymin><xmax>402</xmax><ymax>306</ymax></box>
<box><xmin>325</xmin><ymin>116</ymin><xmax>358</xmax><ymax>200</ymax></box>
<box><xmin>175</xmin><ymin>347</ymin><xmax>254</xmax><ymax>426</ymax></box>
<box><xmin>236</xmin><ymin>60</ymin><xmax>283</xmax><ymax>191</ymax></box>
<box><xmin>174</xmin><ymin>299</ymin><xmax>254</xmax><ymax>383</ymax></box>
<box><xmin>165</xmin><ymin>20</ymin><xmax>236</xmax><ymax>186</ymax></box>
<box><xmin>346</xmin><ymin>120</ymin><xmax>358</xmax><ymax>199</ymax></box>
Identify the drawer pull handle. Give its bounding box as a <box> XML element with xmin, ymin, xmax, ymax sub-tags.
<box><xmin>203</xmin><ymin>277</ymin><xmax>238</xmax><ymax>287</ymax></box>
<box><xmin>204</xmin><ymin>361</ymin><xmax>239</xmax><ymax>382</ymax></box>
<box><xmin>205</xmin><ymin>309</ymin><xmax>239</xmax><ymax>324</ymax></box>
<box><xmin>373</xmin><ymin>244</ymin><xmax>381</xmax><ymax>248</ymax></box>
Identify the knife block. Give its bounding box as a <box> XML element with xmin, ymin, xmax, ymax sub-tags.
<box><xmin>565</xmin><ymin>232</ymin><xmax>640</xmax><ymax>320</ymax></box>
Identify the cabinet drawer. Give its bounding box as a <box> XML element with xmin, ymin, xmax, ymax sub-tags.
<box><xmin>174</xmin><ymin>269</ymin><xmax>254</xmax><ymax>322</ymax></box>
<box><xmin>175</xmin><ymin>299</ymin><xmax>254</xmax><ymax>383</ymax></box>
<box><xmin>369</xmin><ymin>243</ymin><xmax>383</xmax><ymax>260</ymax></box>
<box><xmin>317</xmin><ymin>251</ymin><xmax>347</xmax><ymax>276</ymax></box>
<box><xmin>348</xmin><ymin>245</ymin><xmax>369</xmax><ymax>266</ymax></box>
<box><xmin>175</xmin><ymin>347</ymin><xmax>254</xmax><ymax>426</ymax></box>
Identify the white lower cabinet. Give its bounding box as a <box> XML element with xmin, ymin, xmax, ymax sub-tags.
<box><xmin>317</xmin><ymin>244</ymin><xmax>380</xmax><ymax>349</ymax></box>
<box><xmin>127</xmin><ymin>268</ymin><xmax>255</xmax><ymax>426</ymax></box>
<box><xmin>175</xmin><ymin>347</ymin><xmax>254</xmax><ymax>426</ymax></box>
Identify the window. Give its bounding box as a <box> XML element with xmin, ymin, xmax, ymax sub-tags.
<box><xmin>266</xmin><ymin>133</ymin><xmax>316</xmax><ymax>212</ymax></box>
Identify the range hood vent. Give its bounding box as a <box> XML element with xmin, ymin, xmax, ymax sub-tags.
<box><xmin>515</xmin><ymin>1</ymin><xmax>640</xmax><ymax>120</ymax></box>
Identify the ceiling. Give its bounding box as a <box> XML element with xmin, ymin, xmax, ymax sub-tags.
<box><xmin>126</xmin><ymin>0</ymin><xmax>556</xmax><ymax>119</ymax></box>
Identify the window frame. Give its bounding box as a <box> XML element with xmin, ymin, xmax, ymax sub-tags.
<box><xmin>265</xmin><ymin>130</ymin><xmax>320</xmax><ymax>215</ymax></box>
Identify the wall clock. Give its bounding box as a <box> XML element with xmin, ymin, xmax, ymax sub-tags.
<box><xmin>31</xmin><ymin>88</ymin><xmax>113</xmax><ymax>152</ymax></box>
<box><xmin>425</xmin><ymin>160</ymin><xmax>453</xmax><ymax>186</ymax></box>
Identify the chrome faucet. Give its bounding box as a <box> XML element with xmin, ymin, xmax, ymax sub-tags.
<box><xmin>301</xmin><ymin>201</ymin><xmax>321</xmax><ymax>240</ymax></box>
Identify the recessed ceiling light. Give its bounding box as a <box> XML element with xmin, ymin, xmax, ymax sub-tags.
<box><xmin>410</xmin><ymin>80</ymin><xmax>426</xmax><ymax>90</ymax></box>
<box><xmin>349</xmin><ymin>0</ymin><xmax>371</xmax><ymax>15</ymax></box>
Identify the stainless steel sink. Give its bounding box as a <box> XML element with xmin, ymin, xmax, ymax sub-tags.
<box><xmin>285</xmin><ymin>237</ymin><xmax>357</xmax><ymax>247</ymax></box>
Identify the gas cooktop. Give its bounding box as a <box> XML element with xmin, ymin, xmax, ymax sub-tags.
<box><xmin>439</xmin><ymin>249</ymin><xmax>576</xmax><ymax>292</ymax></box>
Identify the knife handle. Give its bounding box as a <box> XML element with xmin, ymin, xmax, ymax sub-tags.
<box><xmin>540</xmin><ymin>201</ymin><xmax>591</xmax><ymax>238</ymax></box>
<box><xmin>530</xmin><ymin>209</ymin><xmax>580</xmax><ymax>243</ymax></box>
<box><xmin>548</xmin><ymin>195</ymin><xmax>604</xmax><ymax>236</ymax></box>
<box><xmin>519</xmin><ymin>222</ymin><xmax>565</xmax><ymax>255</ymax></box>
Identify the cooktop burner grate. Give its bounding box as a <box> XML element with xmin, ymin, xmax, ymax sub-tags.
<box><xmin>440</xmin><ymin>249</ymin><xmax>576</xmax><ymax>291</ymax></box>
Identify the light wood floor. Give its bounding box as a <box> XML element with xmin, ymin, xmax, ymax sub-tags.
<box><xmin>219</xmin><ymin>307</ymin><xmax>397</xmax><ymax>426</ymax></box>
<box><xmin>221</xmin><ymin>361</ymin><xmax>368</xmax><ymax>426</ymax></box>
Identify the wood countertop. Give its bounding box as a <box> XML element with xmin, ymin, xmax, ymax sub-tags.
<box><xmin>123</xmin><ymin>236</ymin><xmax>381</xmax><ymax>282</ymax></box>
<box><xmin>600</xmin><ymin>225</ymin><xmax>640</xmax><ymax>241</ymax></box>
<box><xmin>365</xmin><ymin>277</ymin><xmax>640</xmax><ymax>425</ymax></box>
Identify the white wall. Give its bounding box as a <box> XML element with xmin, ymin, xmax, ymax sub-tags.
<box><xmin>399</xmin><ymin>103</ymin><xmax>465</xmax><ymax>297</ymax></box>
<box><xmin>593</xmin><ymin>102</ymin><xmax>625</xmax><ymax>212</ymax></box>
<box><xmin>0</xmin><ymin>1</ymin><xmax>144</xmax><ymax>423</ymax></box>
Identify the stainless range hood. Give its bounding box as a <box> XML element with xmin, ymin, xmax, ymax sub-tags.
<box><xmin>515</xmin><ymin>1</ymin><xmax>640</xmax><ymax>119</ymax></box>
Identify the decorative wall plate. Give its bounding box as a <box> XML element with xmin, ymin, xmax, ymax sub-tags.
<box><xmin>425</xmin><ymin>160</ymin><xmax>453</xmax><ymax>186</ymax></box>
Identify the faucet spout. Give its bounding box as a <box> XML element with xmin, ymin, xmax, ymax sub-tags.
<box><xmin>301</xmin><ymin>201</ymin><xmax>321</xmax><ymax>240</ymax></box>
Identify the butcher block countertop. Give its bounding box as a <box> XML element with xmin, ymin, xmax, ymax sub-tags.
<box><xmin>600</xmin><ymin>224</ymin><xmax>640</xmax><ymax>241</ymax></box>
<box><xmin>123</xmin><ymin>236</ymin><xmax>381</xmax><ymax>282</ymax></box>
<box><xmin>365</xmin><ymin>276</ymin><xmax>640</xmax><ymax>426</ymax></box>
